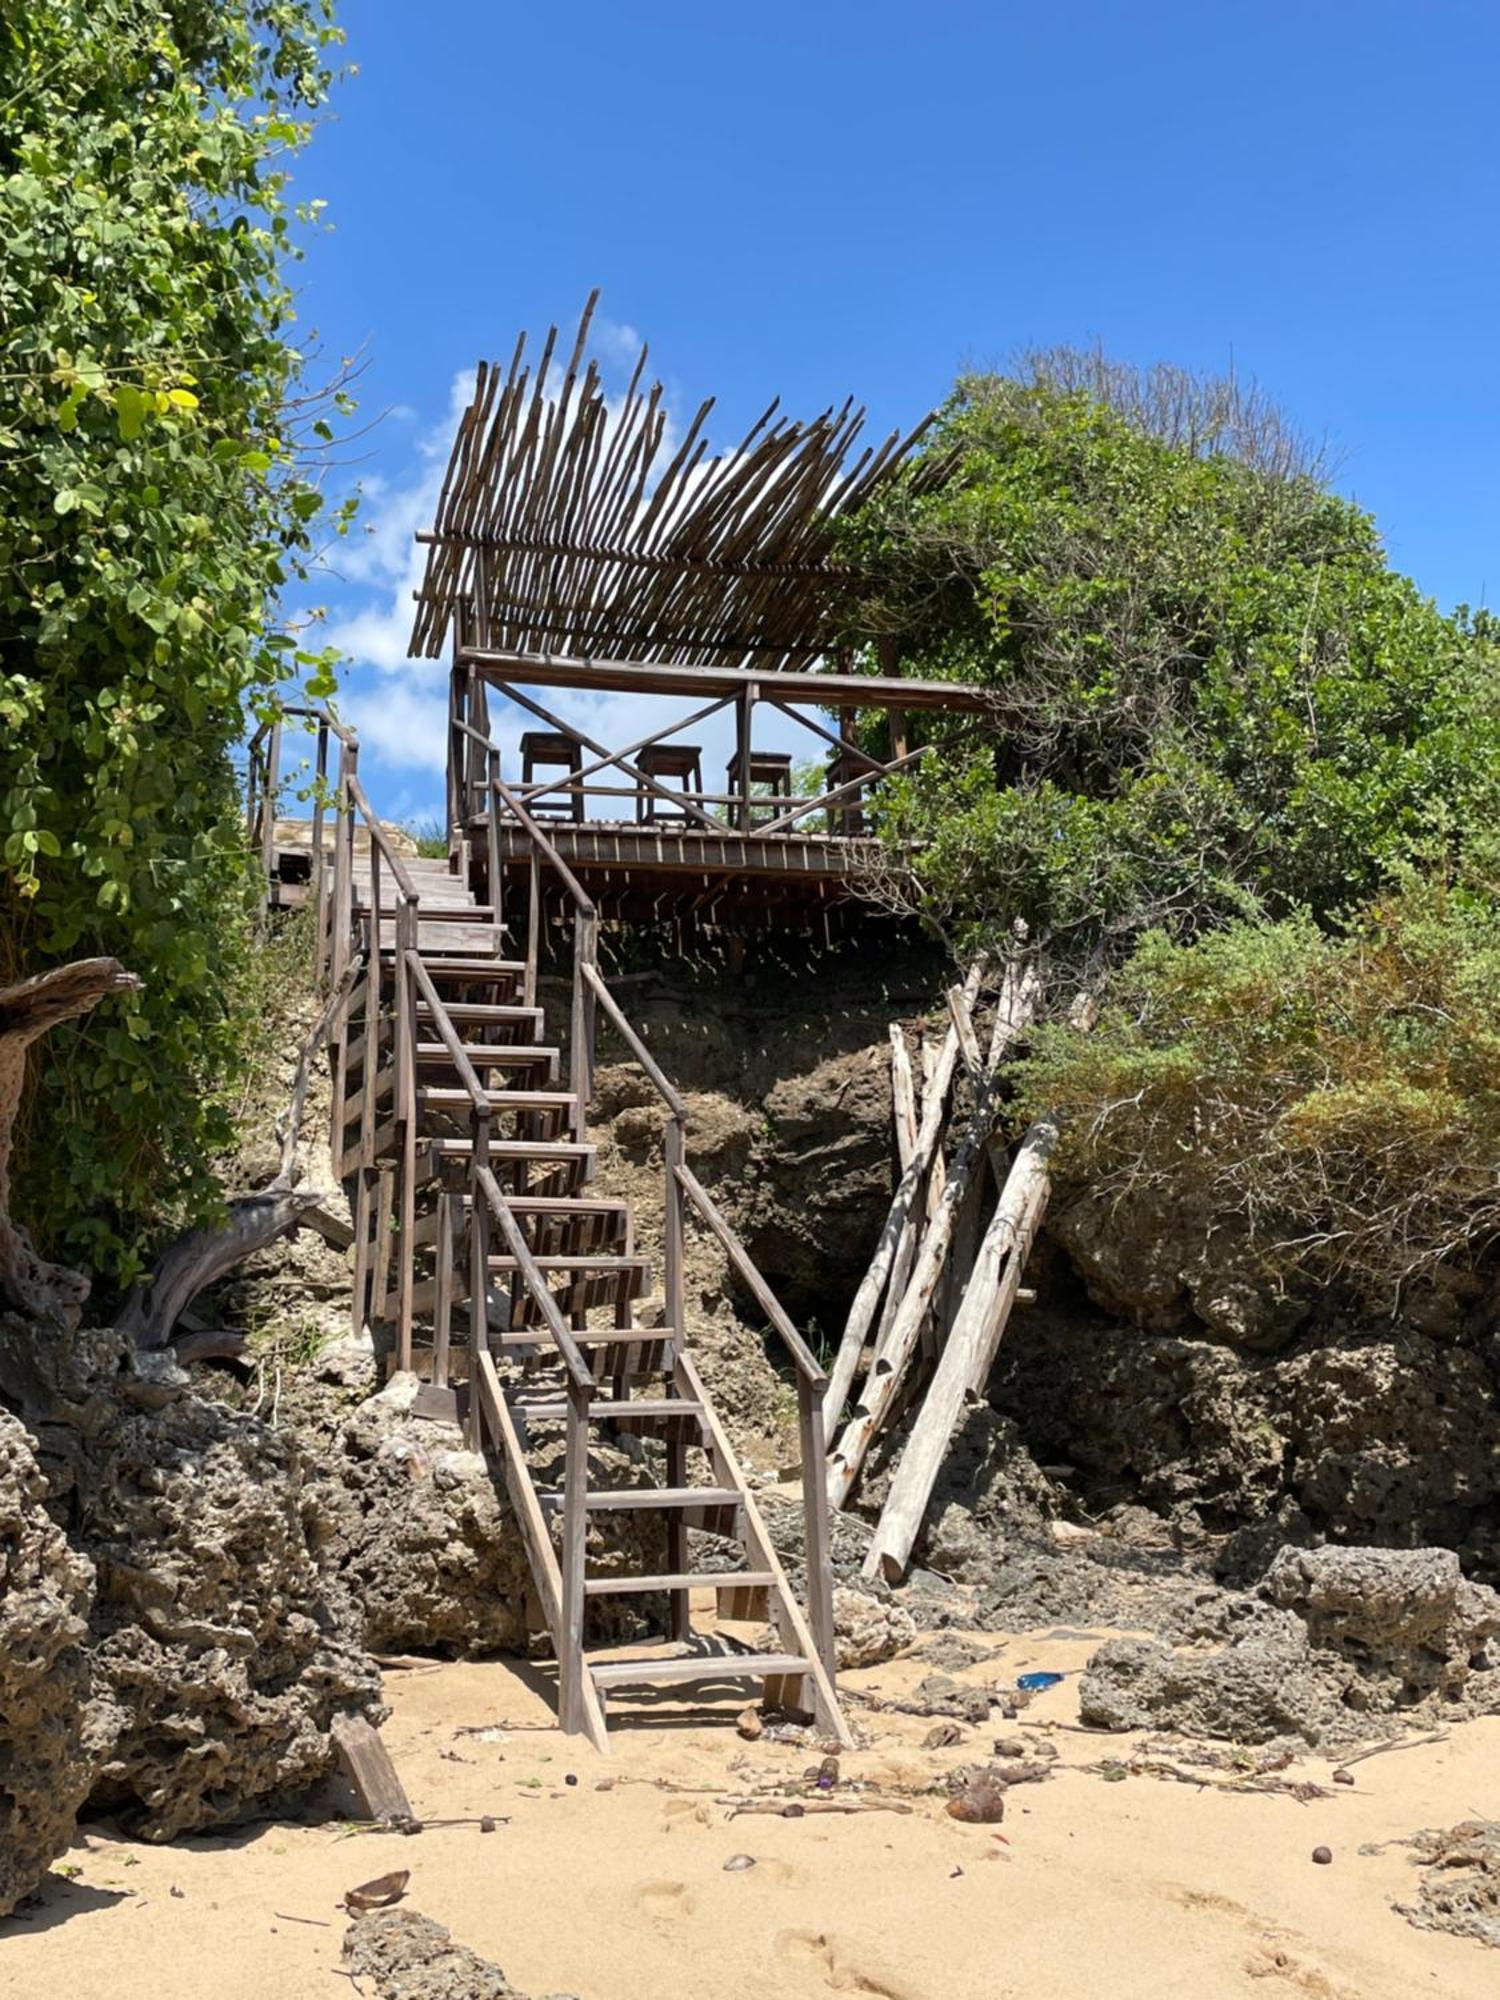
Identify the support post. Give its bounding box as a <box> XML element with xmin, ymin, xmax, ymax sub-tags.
<box><xmin>394</xmin><ymin>897</ymin><xmax>417</xmax><ymax>1374</ymax></box>
<box><xmin>664</xmin><ymin>1116</ymin><xmax>687</xmax><ymax>1346</ymax></box>
<box><xmin>466</xmin><ymin>1113</ymin><xmax>492</xmax><ymax>1451</ymax></box>
<box><xmin>797</xmin><ymin>1377</ymin><xmax>837</xmax><ymax>1681</ymax></box>
<box><xmin>736</xmin><ymin>683</ymin><xmax>755</xmax><ymax>831</ymax></box>
<box><xmin>559</xmin><ymin>1378</ymin><xmax>590</xmax><ymax>1732</ymax></box>
<box><xmin>486</xmin><ymin>747</ymin><xmax>504</xmax><ymax>955</ymax></box>
<box><xmin>570</xmin><ymin>911</ymin><xmax>598</xmax><ymax>1141</ymax></box>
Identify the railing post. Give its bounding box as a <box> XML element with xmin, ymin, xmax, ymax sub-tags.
<box><xmin>260</xmin><ymin>716</ymin><xmax>282</xmax><ymax>886</ymax></box>
<box><xmin>664</xmin><ymin>1117</ymin><xmax>687</xmax><ymax>1343</ymax></box>
<box><xmin>331</xmin><ymin>741</ymin><xmax>354</xmax><ymax>989</ymax></box>
<box><xmin>447</xmin><ymin>656</ymin><xmax>464</xmax><ymax>860</ymax></box>
<box><xmin>361</xmin><ymin>841</ymin><xmax>382</xmax><ymax>1174</ymax></box>
<box><xmin>466</xmin><ymin>1115</ymin><xmax>492</xmax><ymax>1452</ymax></box>
<box><xmin>311</xmin><ymin>719</ymin><xmax>329</xmax><ymax>985</ymax></box>
<box><xmin>524</xmin><ymin>857</ymin><xmax>540</xmax><ymax>1009</ymax></box>
<box><xmin>559</xmin><ymin>1376</ymin><xmax>590</xmax><ymax>1733</ymax></box>
<box><xmin>486</xmin><ymin>747</ymin><xmax>504</xmax><ymax>958</ymax></box>
<box><xmin>570</xmin><ymin>911</ymin><xmax>597</xmax><ymax>1141</ymax></box>
<box><xmin>797</xmin><ymin>1378</ymin><xmax>838</xmax><ymax>1682</ymax></box>
<box><xmin>394</xmin><ymin>897</ymin><xmax>418</xmax><ymax>1374</ymax></box>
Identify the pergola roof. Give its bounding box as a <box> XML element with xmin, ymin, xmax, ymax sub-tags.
<box><xmin>409</xmin><ymin>294</ymin><xmax>949</xmax><ymax>671</ymax></box>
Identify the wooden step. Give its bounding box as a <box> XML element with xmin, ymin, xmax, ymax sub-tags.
<box><xmin>581</xmin><ymin>1486</ymin><xmax>739</xmax><ymax>1512</ymax></box>
<box><xmin>587</xmin><ymin>1651</ymin><xmax>809</xmax><ymax>1690</ymax></box>
<box><xmin>417</xmin><ymin>1087</ymin><xmax>577</xmax><ymax>1115</ymax></box>
<box><xmin>582</xmin><ymin>1570</ymin><xmax>775</xmax><ymax>1597</ymax></box>
<box><xmin>391</xmin><ymin>956</ymin><xmax>528</xmax><ymax>980</ymax></box>
<box><xmin>414</xmin><ymin>1003</ymin><xmax>541</xmax><ymax>1025</ymax></box>
<box><xmin>408</xmin><ymin>1194</ymin><xmax>629</xmax><ymax>1252</ymax></box>
<box><xmin>414</xmin><ymin>1042</ymin><xmax>558</xmax><ymax>1072</ymax></box>
<box><xmin>511</xmin><ymin>1396</ymin><xmax>701</xmax><ymax>1439</ymax></box>
<box><xmin>418</xmin><ymin>1137</ymin><xmax>594</xmax><ymax>1190</ymax></box>
<box><xmin>493</xmin><ymin>1326</ymin><xmax>677</xmax><ymax>1350</ymax></box>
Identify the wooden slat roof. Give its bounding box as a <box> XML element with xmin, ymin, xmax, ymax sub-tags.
<box><xmin>409</xmin><ymin>293</ymin><xmax>949</xmax><ymax>671</ymax></box>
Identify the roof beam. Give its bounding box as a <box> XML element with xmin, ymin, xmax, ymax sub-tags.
<box><xmin>462</xmin><ymin>647</ymin><xmax>995</xmax><ymax>715</ymax></box>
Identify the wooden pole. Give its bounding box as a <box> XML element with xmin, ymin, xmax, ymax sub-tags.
<box><xmin>819</xmin><ymin>960</ymin><xmax>986</xmax><ymax>1435</ymax></box>
<box><xmin>559</xmin><ymin>1378</ymin><xmax>590</xmax><ymax>1732</ymax></box>
<box><xmin>860</xmin><ymin>1110</ymin><xmax>1061</xmax><ymax>1583</ymax></box>
<box><xmin>875</xmin><ymin>1026</ymin><xmax>922</xmax><ymax>1354</ymax></box>
<box><xmin>825</xmin><ymin>965</ymin><xmax>1038</xmax><ymax>1510</ymax></box>
<box><xmin>797</xmin><ymin>1376</ymin><xmax>837</xmax><ymax>1681</ymax></box>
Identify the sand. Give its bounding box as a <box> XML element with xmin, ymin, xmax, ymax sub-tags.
<box><xmin>2</xmin><ymin>1627</ymin><xmax>1494</xmax><ymax>2000</ymax></box>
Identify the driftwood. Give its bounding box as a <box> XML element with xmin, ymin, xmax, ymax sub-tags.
<box><xmin>332</xmin><ymin>1714</ymin><xmax>416</xmax><ymax>1828</ymax></box>
<box><xmin>862</xmin><ymin>1112</ymin><xmax>1061</xmax><ymax>1581</ymax></box>
<box><xmin>826</xmin><ymin>965</ymin><xmax>1039</xmax><ymax>1510</ymax></box>
<box><xmin>117</xmin><ymin>958</ymin><xmax>360</xmax><ymax>1352</ymax></box>
<box><xmin>117</xmin><ymin>1187</ymin><xmax>322</xmax><ymax>1350</ymax></box>
<box><xmin>861</xmin><ymin>987</ymin><xmax>1103</xmax><ymax>1580</ymax></box>
<box><xmin>0</xmin><ymin>958</ymin><xmax>142</xmax><ymax>1326</ymax></box>
<box><xmin>821</xmin><ymin>961</ymin><xmax>984</xmax><ymax>1432</ymax></box>
<box><xmin>874</xmin><ymin>1025</ymin><xmax>922</xmax><ymax>1353</ymax></box>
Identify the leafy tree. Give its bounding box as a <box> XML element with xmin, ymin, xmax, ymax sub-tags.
<box><xmin>844</xmin><ymin>367</ymin><xmax>1500</xmax><ymax>964</ymax></box>
<box><xmin>0</xmin><ymin>1</ymin><xmax>347</xmax><ymax>1278</ymax></box>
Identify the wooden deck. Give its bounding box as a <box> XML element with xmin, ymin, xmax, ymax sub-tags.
<box><xmin>481</xmin><ymin>815</ymin><xmax>890</xmax><ymax>929</ymax></box>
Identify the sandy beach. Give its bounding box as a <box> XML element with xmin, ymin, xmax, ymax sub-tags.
<box><xmin>3</xmin><ymin>1625</ymin><xmax>1493</xmax><ymax>2000</ymax></box>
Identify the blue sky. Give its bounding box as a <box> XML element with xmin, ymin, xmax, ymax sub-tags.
<box><xmin>293</xmin><ymin>1</ymin><xmax>1500</xmax><ymax>824</ymax></box>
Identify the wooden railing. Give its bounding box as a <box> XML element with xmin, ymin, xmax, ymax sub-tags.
<box><xmin>444</xmin><ymin>655</ymin><xmax>932</xmax><ymax>842</ymax></box>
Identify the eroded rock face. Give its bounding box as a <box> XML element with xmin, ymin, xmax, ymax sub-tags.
<box><xmin>1079</xmin><ymin>1546</ymin><xmax>1500</xmax><ymax>1745</ymax></box>
<box><xmin>1</xmin><ymin>1314</ymin><xmax>382</xmax><ymax>1844</ymax></box>
<box><xmin>1261</xmin><ymin>1546</ymin><xmax>1500</xmax><ymax>1699</ymax></box>
<box><xmin>992</xmin><ymin>1315</ymin><xmax>1500</xmax><ymax>1578</ymax></box>
<box><xmin>0</xmin><ymin>1411</ymin><xmax>103</xmax><ymax>1916</ymax></box>
<box><xmin>1047</xmin><ymin>1189</ymin><xmax>1311</xmax><ymax>1349</ymax></box>
<box><xmin>299</xmin><ymin>1365</ymin><xmax>531</xmax><ymax>1658</ymax></box>
<box><xmin>343</xmin><ymin>1907</ymin><xmax>579</xmax><ymax>2000</ymax></box>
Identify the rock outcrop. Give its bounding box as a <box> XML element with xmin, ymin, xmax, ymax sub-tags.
<box><xmin>0</xmin><ymin>1310</ymin><xmax>382</xmax><ymax>1858</ymax></box>
<box><xmin>343</xmin><ymin>1907</ymin><xmax>579</xmax><ymax>2000</ymax></box>
<box><xmin>0</xmin><ymin>1410</ymin><xmax>103</xmax><ymax>1916</ymax></box>
<box><xmin>1079</xmin><ymin>1545</ymin><xmax>1500</xmax><ymax>1745</ymax></box>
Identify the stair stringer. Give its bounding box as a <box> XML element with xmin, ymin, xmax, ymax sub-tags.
<box><xmin>473</xmin><ymin>1349</ymin><xmax>611</xmax><ymax>1753</ymax></box>
<box><xmin>672</xmin><ymin>1352</ymin><xmax>853</xmax><ymax>1748</ymax></box>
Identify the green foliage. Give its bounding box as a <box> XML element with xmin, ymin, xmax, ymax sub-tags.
<box><xmin>1010</xmin><ymin>870</ymin><xmax>1500</xmax><ymax>1309</ymax></box>
<box><xmin>402</xmin><ymin>819</ymin><xmax>450</xmax><ymax>860</ymax></box>
<box><xmin>0</xmin><ymin>1</ymin><xmax>347</xmax><ymax>1278</ymax></box>
<box><xmin>846</xmin><ymin>372</ymin><xmax>1500</xmax><ymax>959</ymax></box>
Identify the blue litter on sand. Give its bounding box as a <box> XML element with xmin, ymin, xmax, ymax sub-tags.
<box><xmin>1016</xmin><ymin>1671</ymin><xmax>1065</xmax><ymax>1691</ymax></box>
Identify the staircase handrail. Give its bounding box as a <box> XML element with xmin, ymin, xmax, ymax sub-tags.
<box><xmin>673</xmin><ymin>1163</ymin><xmax>828</xmax><ymax>1389</ymax></box>
<box><xmin>579</xmin><ymin>963</ymin><xmax>687</xmax><ymax>1119</ymax></box>
<box><xmin>475</xmin><ymin>1165</ymin><xmax>595</xmax><ymax>1397</ymax></box>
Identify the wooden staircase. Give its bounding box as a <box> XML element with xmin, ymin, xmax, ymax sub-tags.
<box><xmin>274</xmin><ymin>712</ymin><xmax>846</xmax><ymax>1753</ymax></box>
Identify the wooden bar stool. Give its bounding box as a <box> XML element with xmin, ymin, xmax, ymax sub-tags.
<box><xmin>725</xmin><ymin>749</ymin><xmax>793</xmax><ymax>829</ymax></box>
<box><xmin>520</xmin><ymin>730</ymin><xmax>585</xmax><ymax>822</ymax></box>
<box><xmin>636</xmin><ymin>743</ymin><xmax>704</xmax><ymax>824</ymax></box>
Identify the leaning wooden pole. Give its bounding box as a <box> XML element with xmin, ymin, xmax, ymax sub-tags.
<box><xmin>860</xmin><ymin>986</ymin><xmax>1103</xmax><ymax>1581</ymax></box>
<box><xmin>819</xmin><ymin>959</ymin><xmax>985</xmax><ymax>1433</ymax></box>
<box><xmin>825</xmin><ymin>964</ymin><xmax>1039</xmax><ymax>1510</ymax></box>
<box><xmin>860</xmin><ymin>1112</ymin><xmax>1060</xmax><ymax>1582</ymax></box>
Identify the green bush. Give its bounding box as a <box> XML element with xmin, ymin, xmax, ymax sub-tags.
<box><xmin>0</xmin><ymin>1</ymin><xmax>346</xmax><ymax>1278</ymax></box>
<box><xmin>1010</xmin><ymin>870</ymin><xmax>1500</xmax><ymax>1310</ymax></box>
<box><xmin>844</xmin><ymin>370</ymin><xmax>1500</xmax><ymax>958</ymax></box>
